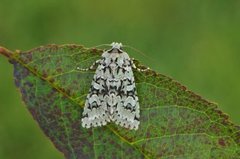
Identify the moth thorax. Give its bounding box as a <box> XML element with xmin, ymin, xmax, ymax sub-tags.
<box><xmin>108</xmin><ymin>48</ymin><xmax>123</xmax><ymax>54</ymax></box>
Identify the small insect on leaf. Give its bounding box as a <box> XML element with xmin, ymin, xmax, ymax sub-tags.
<box><xmin>81</xmin><ymin>42</ymin><xmax>141</xmax><ymax>130</ymax></box>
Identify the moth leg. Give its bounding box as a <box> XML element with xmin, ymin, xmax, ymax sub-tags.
<box><xmin>131</xmin><ymin>58</ymin><xmax>150</xmax><ymax>72</ymax></box>
<box><xmin>77</xmin><ymin>59</ymin><xmax>101</xmax><ymax>71</ymax></box>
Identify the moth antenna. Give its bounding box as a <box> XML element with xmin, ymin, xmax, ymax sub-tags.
<box><xmin>123</xmin><ymin>45</ymin><xmax>157</xmax><ymax>64</ymax></box>
<box><xmin>88</xmin><ymin>43</ymin><xmax>111</xmax><ymax>49</ymax></box>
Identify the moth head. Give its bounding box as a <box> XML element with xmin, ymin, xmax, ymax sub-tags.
<box><xmin>107</xmin><ymin>42</ymin><xmax>123</xmax><ymax>53</ymax></box>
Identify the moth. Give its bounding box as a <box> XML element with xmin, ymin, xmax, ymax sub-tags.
<box><xmin>80</xmin><ymin>42</ymin><xmax>148</xmax><ymax>130</ymax></box>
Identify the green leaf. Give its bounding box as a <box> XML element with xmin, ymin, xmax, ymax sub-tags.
<box><xmin>0</xmin><ymin>45</ymin><xmax>239</xmax><ymax>159</ymax></box>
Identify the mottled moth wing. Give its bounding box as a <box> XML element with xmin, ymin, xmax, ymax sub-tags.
<box><xmin>81</xmin><ymin>60</ymin><xmax>110</xmax><ymax>127</ymax></box>
<box><xmin>82</xmin><ymin>43</ymin><xmax>140</xmax><ymax>130</ymax></box>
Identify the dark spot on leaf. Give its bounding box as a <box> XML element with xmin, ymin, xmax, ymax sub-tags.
<box><xmin>218</xmin><ymin>138</ymin><xmax>226</xmax><ymax>147</ymax></box>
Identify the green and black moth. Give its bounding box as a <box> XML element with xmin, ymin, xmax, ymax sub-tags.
<box><xmin>80</xmin><ymin>42</ymin><xmax>148</xmax><ymax>130</ymax></box>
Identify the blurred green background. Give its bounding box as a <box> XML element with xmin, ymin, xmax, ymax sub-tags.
<box><xmin>0</xmin><ymin>0</ymin><xmax>239</xmax><ymax>158</ymax></box>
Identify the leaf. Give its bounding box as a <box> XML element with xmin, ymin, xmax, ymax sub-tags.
<box><xmin>0</xmin><ymin>44</ymin><xmax>239</xmax><ymax>159</ymax></box>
